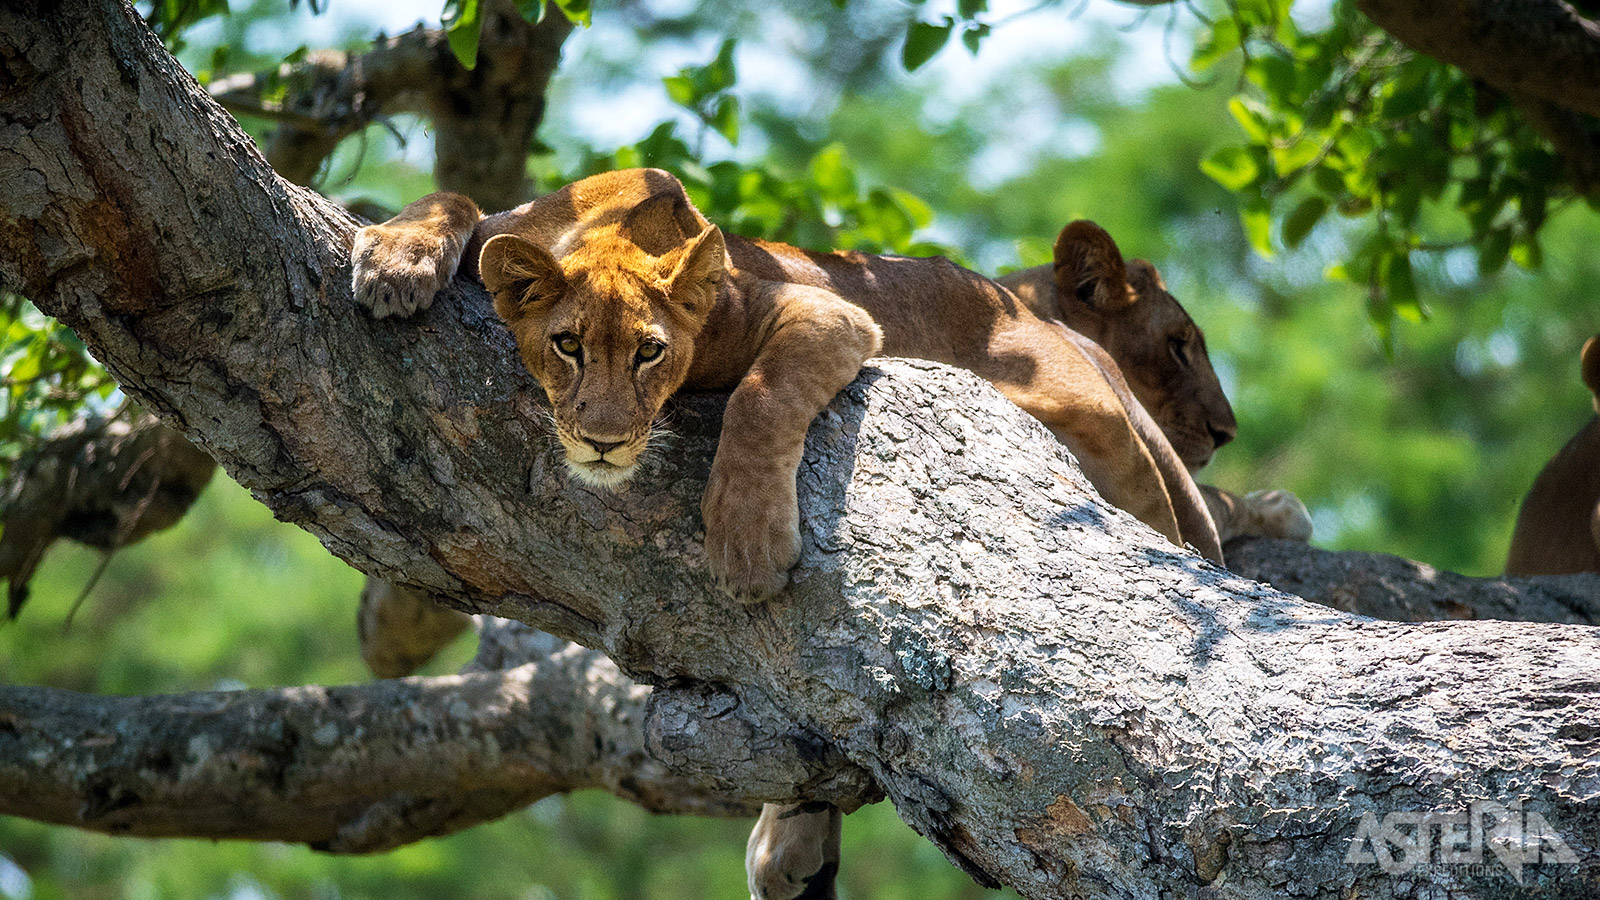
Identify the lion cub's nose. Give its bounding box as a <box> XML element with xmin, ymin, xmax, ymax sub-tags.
<box><xmin>585</xmin><ymin>438</ymin><xmax>625</xmax><ymax>455</ymax></box>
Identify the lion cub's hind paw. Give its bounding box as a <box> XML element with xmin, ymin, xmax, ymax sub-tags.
<box><xmin>350</xmin><ymin>224</ymin><xmax>463</xmax><ymax>318</ymax></box>
<box><xmin>1245</xmin><ymin>489</ymin><xmax>1314</xmax><ymax>542</ymax></box>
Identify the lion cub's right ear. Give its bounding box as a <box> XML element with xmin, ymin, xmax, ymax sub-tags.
<box><xmin>480</xmin><ymin>234</ymin><xmax>567</xmax><ymax>321</ymax></box>
<box><xmin>1582</xmin><ymin>335</ymin><xmax>1600</xmax><ymax>408</ymax></box>
<box><xmin>1053</xmin><ymin>220</ymin><xmax>1136</xmax><ymax>317</ymax></box>
<box><xmin>658</xmin><ymin>224</ymin><xmax>726</xmax><ymax>324</ymax></box>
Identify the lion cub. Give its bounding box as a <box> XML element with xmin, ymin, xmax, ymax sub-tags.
<box><xmin>353</xmin><ymin>171</ymin><xmax>881</xmax><ymax>601</ymax></box>
<box><xmin>1505</xmin><ymin>335</ymin><xmax>1600</xmax><ymax>575</ymax></box>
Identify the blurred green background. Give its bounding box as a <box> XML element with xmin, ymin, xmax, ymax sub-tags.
<box><xmin>2</xmin><ymin>0</ymin><xmax>1596</xmax><ymax>897</ymax></box>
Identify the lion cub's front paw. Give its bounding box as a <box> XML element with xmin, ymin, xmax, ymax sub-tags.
<box><xmin>350</xmin><ymin>223</ymin><xmax>465</xmax><ymax>318</ymax></box>
<box><xmin>702</xmin><ymin>470</ymin><xmax>802</xmax><ymax>604</ymax></box>
<box><xmin>1244</xmin><ymin>489</ymin><xmax>1314</xmax><ymax>542</ymax></box>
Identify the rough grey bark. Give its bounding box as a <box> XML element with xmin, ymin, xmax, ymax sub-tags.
<box><xmin>3</xmin><ymin>3</ymin><xmax>1600</xmax><ymax>898</ymax></box>
<box><xmin>209</xmin><ymin>0</ymin><xmax>571</xmax><ymax>210</ymax></box>
<box><xmin>0</xmin><ymin>629</ymin><xmax>768</xmax><ymax>851</ymax></box>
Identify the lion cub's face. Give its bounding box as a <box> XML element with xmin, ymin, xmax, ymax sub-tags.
<box><xmin>480</xmin><ymin>224</ymin><xmax>725</xmax><ymax>489</ymax></box>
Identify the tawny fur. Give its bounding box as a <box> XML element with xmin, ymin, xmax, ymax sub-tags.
<box><xmin>1002</xmin><ymin>220</ymin><xmax>1313</xmax><ymax>544</ymax></box>
<box><xmin>1505</xmin><ymin>335</ymin><xmax>1600</xmax><ymax>576</ymax></box>
<box><xmin>351</xmin><ymin>169</ymin><xmax>1225</xmax><ymax>599</ymax></box>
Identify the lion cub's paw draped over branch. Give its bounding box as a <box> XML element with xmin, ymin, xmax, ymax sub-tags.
<box><xmin>351</xmin><ymin>193</ymin><xmax>481</xmax><ymax>318</ymax></box>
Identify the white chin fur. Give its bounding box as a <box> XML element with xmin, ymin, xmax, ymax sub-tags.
<box><xmin>565</xmin><ymin>457</ymin><xmax>636</xmax><ymax>490</ymax></box>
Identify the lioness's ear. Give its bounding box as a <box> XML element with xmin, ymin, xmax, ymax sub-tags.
<box><xmin>660</xmin><ymin>225</ymin><xmax>726</xmax><ymax>320</ymax></box>
<box><xmin>1582</xmin><ymin>335</ymin><xmax>1600</xmax><ymax>405</ymax></box>
<box><xmin>1053</xmin><ymin>220</ymin><xmax>1135</xmax><ymax>315</ymax></box>
<box><xmin>480</xmin><ymin>234</ymin><xmax>566</xmax><ymax>321</ymax></box>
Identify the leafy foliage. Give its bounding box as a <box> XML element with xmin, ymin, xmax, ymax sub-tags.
<box><xmin>570</xmin><ymin>41</ymin><xmax>957</xmax><ymax>261</ymax></box>
<box><xmin>0</xmin><ymin>295</ymin><xmax>117</xmax><ymax>481</ymax></box>
<box><xmin>1193</xmin><ymin>0</ymin><xmax>1586</xmax><ymax>341</ymax></box>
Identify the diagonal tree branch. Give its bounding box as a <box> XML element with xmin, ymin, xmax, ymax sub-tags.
<box><xmin>4</xmin><ymin>3</ymin><xmax>1600</xmax><ymax>898</ymax></box>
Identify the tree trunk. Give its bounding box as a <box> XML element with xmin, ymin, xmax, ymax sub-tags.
<box><xmin>2</xmin><ymin>3</ymin><xmax>1598</xmax><ymax>898</ymax></box>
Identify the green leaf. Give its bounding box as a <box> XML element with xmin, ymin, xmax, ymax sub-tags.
<box><xmin>1270</xmin><ymin>137</ymin><xmax>1321</xmax><ymax>175</ymax></box>
<box><xmin>663</xmin><ymin>75</ymin><xmax>696</xmax><ymax>109</ymax></box>
<box><xmin>1191</xmin><ymin>18</ymin><xmax>1240</xmax><ymax>71</ymax></box>
<box><xmin>1477</xmin><ymin>227</ymin><xmax>1512</xmax><ymax>275</ymax></box>
<box><xmin>1281</xmin><ymin>196</ymin><xmax>1328</xmax><ymax>249</ymax></box>
<box><xmin>710</xmin><ymin>96</ymin><xmax>740</xmax><ymax>146</ymax></box>
<box><xmin>552</xmin><ymin>0</ymin><xmax>591</xmax><ymax>26</ymax></box>
<box><xmin>1383</xmin><ymin>251</ymin><xmax>1425</xmax><ymax>323</ymax></box>
<box><xmin>957</xmin><ymin>0</ymin><xmax>986</xmax><ymax>18</ymax></box>
<box><xmin>1511</xmin><ymin>233</ymin><xmax>1543</xmax><ymax>270</ymax></box>
<box><xmin>706</xmin><ymin>39</ymin><xmax>738</xmax><ymax>93</ymax></box>
<box><xmin>1241</xmin><ymin>198</ymin><xmax>1273</xmax><ymax>257</ymax></box>
<box><xmin>441</xmin><ymin>0</ymin><xmax>483</xmax><ymax>69</ymax></box>
<box><xmin>961</xmin><ymin>24</ymin><xmax>989</xmax><ymax>56</ymax></box>
<box><xmin>515</xmin><ymin>0</ymin><xmax>545</xmax><ymax>23</ymax></box>
<box><xmin>902</xmin><ymin>19</ymin><xmax>953</xmax><ymax>71</ymax></box>
<box><xmin>1200</xmin><ymin>146</ymin><xmax>1261</xmax><ymax>191</ymax></box>
<box><xmin>808</xmin><ymin>143</ymin><xmax>857</xmax><ymax>204</ymax></box>
<box><xmin>1227</xmin><ymin>97</ymin><xmax>1271</xmax><ymax>144</ymax></box>
<box><xmin>888</xmin><ymin>188</ymin><xmax>933</xmax><ymax>230</ymax></box>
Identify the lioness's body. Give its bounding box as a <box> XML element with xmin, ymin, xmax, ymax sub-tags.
<box><xmin>1506</xmin><ymin>336</ymin><xmax>1600</xmax><ymax>576</ymax></box>
<box><xmin>354</xmin><ymin>169</ymin><xmax>1223</xmax><ymax>576</ymax></box>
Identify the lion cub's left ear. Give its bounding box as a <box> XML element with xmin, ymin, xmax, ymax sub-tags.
<box><xmin>480</xmin><ymin>233</ymin><xmax>567</xmax><ymax>322</ymax></box>
<box><xmin>659</xmin><ymin>224</ymin><xmax>726</xmax><ymax>323</ymax></box>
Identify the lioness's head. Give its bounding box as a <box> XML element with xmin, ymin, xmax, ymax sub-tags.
<box><xmin>1051</xmin><ymin>221</ymin><xmax>1237</xmax><ymax>471</ymax></box>
<box><xmin>480</xmin><ymin>221</ymin><xmax>726</xmax><ymax>489</ymax></box>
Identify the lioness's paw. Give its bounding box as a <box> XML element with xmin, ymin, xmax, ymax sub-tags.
<box><xmin>702</xmin><ymin>472</ymin><xmax>802</xmax><ymax>604</ymax></box>
<box><xmin>350</xmin><ymin>224</ymin><xmax>464</xmax><ymax>318</ymax></box>
<box><xmin>1244</xmin><ymin>489</ymin><xmax>1313</xmax><ymax>542</ymax></box>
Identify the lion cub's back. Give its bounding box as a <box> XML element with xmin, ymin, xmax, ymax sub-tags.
<box><xmin>729</xmin><ymin>238</ymin><xmax>1025</xmax><ymax>365</ymax></box>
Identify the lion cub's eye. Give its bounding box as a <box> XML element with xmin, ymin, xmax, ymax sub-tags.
<box><xmin>635</xmin><ymin>341</ymin><xmax>665</xmax><ymax>365</ymax></box>
<box><xmin>553</xmin><ymin>334</ymin><xmax>582</xmax><ymax>360</ymax></box>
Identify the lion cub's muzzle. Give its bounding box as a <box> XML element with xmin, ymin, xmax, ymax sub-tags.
<box><xmin>557</xmin><ymin>427</ymin><xmax>650</xmax><ymax>489</ymax></box>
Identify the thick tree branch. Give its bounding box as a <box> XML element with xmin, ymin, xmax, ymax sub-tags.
<box><xmin>4</xmin><ymin>4</ymin><xmax>1600</xmax><ymax>897</ymax></box>
<box><xmin>0</xmin><ymin>411</ymin><xmax>216</xmax><ymax>617</ymax></box>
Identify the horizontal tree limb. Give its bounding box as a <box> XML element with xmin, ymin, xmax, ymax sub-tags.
<box><xmin>0</xmin><ymin>636</ymin><xmax>765</xmax><ymax>852</ymax></box>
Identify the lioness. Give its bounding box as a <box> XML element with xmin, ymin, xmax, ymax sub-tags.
<box><xmin>1505</xmin><ymin>335</ymin><xmax>1600</xmax><ymax>575</ymax></box>
<box><xmin>352</xmin><ymin>168</ymin><xmax>1223</xmax><ymax>602</ymax></box>
<box><xmin>1001</xmin><ymin>221</ymin><xmax>1312</xmax><ymax>544</ymax></box>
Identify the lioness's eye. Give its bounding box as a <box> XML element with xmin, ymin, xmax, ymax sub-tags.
<box><xmin>1169</xmin><ymin>337</ymin><xmax>1189</xmax><ymax>368</ymax></box>
<box><xmin>554</xmin><ymin>334</ymin><xmax>582</xmax><ymax>359</ymax></box>
<box><xmin>636</xmin><ymin>341</ymin><xmax>664</xmax><ymax>364</ymax></box>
